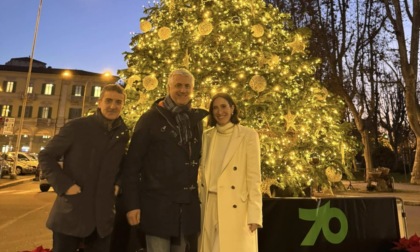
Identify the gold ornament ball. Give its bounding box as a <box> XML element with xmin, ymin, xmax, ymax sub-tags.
<box><xmin>325</xmin><ymin>167</ymin><xmax>342</xmax><ymax>182</ymax></box>
<box><xmin>251</xmin><ymin>24</ymin><xmax>265</xmax><ymax>38</ymax></box>
<box><xmin>127</xmin><ymin>75</ymin><xmax>141</xmax><ymax>88</ymax></box>
<box><xmin>140</xmin><ymin>20</ymin><xmax>152</xmax><ymax>33</ymax></box>
<box><xmin>143</xmin><ymin>75</ymin><xmax>159</xmax><ymax>91</ymax></box>
<box><xmin>198</xmin><ymin>21</ymin><xmax>213</xmax><ymax>35</ymax></box>
<box><xmin>249</xmin><ymin>75</ymin><xmax>267</xmax><ymax>92</ymax></box>
<box><xmin>158</xmin><ymin>27</ymin><xmax>172</xmax><ymax>40</ymax></box>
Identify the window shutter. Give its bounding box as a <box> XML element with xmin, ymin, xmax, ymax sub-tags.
<box><xmin>7</xmin><ymin>105</ymin><xmax>12</xmax><ymax>117</ymax></box>
<box><xmin>37</xmin><ymin>107</ymin><xmax>42</xmax><ymax>118</ymax></box>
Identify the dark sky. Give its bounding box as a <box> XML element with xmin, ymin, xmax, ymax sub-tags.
<box><xmin>0</xmin><ymin>0</ymin><xmax>151</xmax><ymax>75</ymax></box>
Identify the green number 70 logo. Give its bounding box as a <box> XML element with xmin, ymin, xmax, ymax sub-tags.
<box><xmin>299</xmin><ymin>201</ymin><xmax>348</xmax><ymax>246</ymax></box>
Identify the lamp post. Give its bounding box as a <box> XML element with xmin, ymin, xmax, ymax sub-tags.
<box><xmin>10</xmin><ymin>0</ymin><xmax>43</xmax><ymax>179</ymax></box>
<box><xmin>81</xmin><ymin>81</ymin><xmax>89</xmax><ymax>116</ymax></box>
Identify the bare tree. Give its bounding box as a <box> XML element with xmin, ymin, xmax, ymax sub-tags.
<box><xmin>382</xmin><ymin>0</ymin><xmax>420</xmax><ymax>184</ymax></box>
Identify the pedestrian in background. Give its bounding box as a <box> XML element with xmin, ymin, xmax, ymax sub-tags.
<box><xmin>38</xmin><ymin>84</ymin><xmax>129</xmax><ymax>252</ymax></box>
<box><xmin>198</xmin><ymin>93</ymin><xmax>262</xmax><ymax>252</ymax></box>
<box><xmin>122</xmin><ymin>68</ymin><xmax>208</xmax><ymax>252</ymax></box>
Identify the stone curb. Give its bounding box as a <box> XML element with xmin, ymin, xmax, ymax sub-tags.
<box><xmin>0</xmin><ymin>177</ymin><xmax>34</xmax><ymax>189</ymax></box>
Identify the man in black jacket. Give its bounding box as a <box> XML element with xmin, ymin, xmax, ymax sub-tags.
<box><xmin>122</xmin><ymin>68</ymin><xmax>208</xmax><ymax>252</ymax></box>
<box><xmin>38</xmin><ymin>84</ymin><xmax>129</xmax><ymax>252</ymax></box>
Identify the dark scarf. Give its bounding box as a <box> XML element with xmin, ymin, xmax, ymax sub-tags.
<box><xmin>95</xmin><ymin>108</ymin><xmax>121</xmax><ymax>131</ymax></box>
<box><xmin>163</xmin><ymin>95</ymin><xmax>192</xmax><ymax>145</ymax></box>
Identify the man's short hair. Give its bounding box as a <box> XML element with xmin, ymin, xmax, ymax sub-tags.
<box><xmin>168</xmin><ymin>68</ymin><xmax>195</xmax><ymax>87</ymax></box>
<box><xmin>99</xmin><ymin>84</ymin><xmax>126</xmax><ymax>100</ymax></box>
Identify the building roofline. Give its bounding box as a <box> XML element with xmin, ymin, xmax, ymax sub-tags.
<box><xmin>0</xmin><ymin>64</ymin><xmax>119</xmax><ymax>79</ymax></box>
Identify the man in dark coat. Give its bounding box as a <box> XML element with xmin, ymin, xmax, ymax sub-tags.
<box><xmin>38</xmin><ymin>84</ymin><xmax>129</xmax><ymax>252</ymax></box>
<box><xmin>122</xmin><ymin>68</ymin><xmax>208</xmax><ymax>252</ymax></box>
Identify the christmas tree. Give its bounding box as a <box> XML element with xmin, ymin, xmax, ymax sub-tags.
<box><xmin>119</xmin><ymin>0</ymin><xmax>358</xmax><ymax>195</ymax></box>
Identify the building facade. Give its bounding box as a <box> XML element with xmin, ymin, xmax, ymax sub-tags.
<box><xmin>0</xmin><ymin>57</ymin><xmax>119</xmax><ymax>153</ymax></box>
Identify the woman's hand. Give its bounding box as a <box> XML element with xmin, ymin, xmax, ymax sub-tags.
<box><xmin>248</xmin><ymin>223</ymin><xmax>259</xmax><ymax>232</ymax></box>
<box><xmin>126</xmin><ymin>209</ymin><xmax>141</xmax><ymax>226</ymax></box>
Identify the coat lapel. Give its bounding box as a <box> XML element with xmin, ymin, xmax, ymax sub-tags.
<box><xmin>203</xmin><ymin>128</ymin><xmax>217</xmax><ymax>187</ymax></box>
<box><xmin>221</xmin><ymin>125</ymin><xmax>244</xmax><ymax>171</ymax></box>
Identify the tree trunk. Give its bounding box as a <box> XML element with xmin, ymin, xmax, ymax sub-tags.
<box><xmin>361</xmin><ymin>130</ymin><xmax>374</xmax><ymax>181</ymax></box>
<box><xmin>411</xmin><ymin>139</ymin><xmax>420</xmax><ymax>184</ymax></box>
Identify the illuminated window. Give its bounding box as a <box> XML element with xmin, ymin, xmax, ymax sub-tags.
<box><xmin>72</xmin><ymin>85</ymin><xmax>84</xmax><ymax>97</ymax></box>
<box><xmin>27</xmin><ymin>83</ymin><xmax>34</xmax><ymax>94</ymax></box>
<box><xmin>0</xmin><ymin>105</ymin><xmax>12</xmax><ymax>117</ymax></box>
<box><xmin>38</xmin><ymin>107</ymin><xmax>52</xmax><ymax>118</ymax></box>
<box><xmin>42</xmin><ymin>83</ymin><xmax>55</xmax><ymax>95</ymax></box>
<box><xmin>2</xmin><ymin>81</ymin><xmax>16</xmax><ymax>93</ymax></box>
<box><xmin>93</xmin><ymin>86</ymin><xmax>101</xmax><ymax>97</ymax></box>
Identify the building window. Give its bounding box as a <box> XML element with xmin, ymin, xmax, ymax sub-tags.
<box><xmin>18</xmin><ymin>106</ymin><xmax>33</xmax><ymax>118</ymax></box>
<box><xmin>0</xmin><ymin>105</ymin><xmax>12</xmax><ymax>117</ymax></box>
<box><xmin>93</xmin><ymin>86</ymin><xmax>101</xmax><ymax>97</ymax></box>
<box><xmin>27</xmin><ymin>83</ymin><xmax>34</xmax><ymax>94</ymax></box>
<box><xmin>69</xmin><ymin>108</ymin><xmax>82</xmax><ymax>119</ymax></box>
<box><xmin>42</xmin><ymin>83</ymin><xmax>55</xmax><ymax>95</ymax></box>
<box><xmin>72</xmin><ymin>85</ymin><xmax>84</xmax><ymax>97</ymax></box>
<box><xmin>2</xmin><ymin>81</ymin><xmax>16</xmax><ymax>93</ymax></box>
<box><xmin>38</xmin><ymin>107</ymin><xmax>52</xmax><ymax>118</ymax></box>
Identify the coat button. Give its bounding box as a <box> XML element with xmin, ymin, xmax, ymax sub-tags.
<box><xmin>231</xmin><ymin>186</ymin><xmax>235</xmax><ymax>189</ymax></box>
<box><xmin>233</xmin><ymin>204</ymin><xmax>237</xmax><ymax>208</ymax></box>
<box><xmin>233</xmin><ymin>166</ymin><xmax>237</xmax><ymax>171</ymax></box>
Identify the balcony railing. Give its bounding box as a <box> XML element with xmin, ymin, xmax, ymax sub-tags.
<box><xmin>20</xmin><ymin>92</ymin><xmax>37</xmax><ymax>101</ymax></box>
<box><xmin>36</xmin><ymin>118</ymin><xmax>54</xmax><ymax>127</ymax></box>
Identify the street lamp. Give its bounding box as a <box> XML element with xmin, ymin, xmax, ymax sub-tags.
<box><xmin>10</xmin><ymin>0</ymin><xmax>43</xmax><ymax>179</ymax></box>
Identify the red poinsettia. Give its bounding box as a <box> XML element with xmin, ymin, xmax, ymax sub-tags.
<box><xmin>21</xmin><ymin>245</ymin><xmax>52</xmax><ymax>252</ymax></box>
<box><xmin>393</xmin><ymin>234</ymin><xmax>420</xmax><ymax>252</ymax></box>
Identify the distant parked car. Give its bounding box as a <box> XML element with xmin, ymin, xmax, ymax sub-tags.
<box><xmin>3</xmin><ymin>153</ymin><xmax>37</xmax><ymax>175</ymax></box>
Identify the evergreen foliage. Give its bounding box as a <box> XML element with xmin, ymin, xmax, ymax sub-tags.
<box><xmin>119</xmin><ymin>0</ymin><xmax>359</xmax><ymax>195</ymax></box>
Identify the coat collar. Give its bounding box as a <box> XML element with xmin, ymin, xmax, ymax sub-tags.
<box><xmin>204</xmin><ymin>124</ymin><xmax>245</xmax><ymax>178</ymax></box>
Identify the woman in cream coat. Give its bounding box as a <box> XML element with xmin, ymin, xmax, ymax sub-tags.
<box><xmin>199</xmin><ymin>93</ymin><xmax>262</xmax><ymax>252</ymax></box>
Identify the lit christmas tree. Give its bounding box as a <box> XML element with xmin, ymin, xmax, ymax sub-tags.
<box><xmin>119</xmin><ymin>0</ymin><xmax>359</xmax><ymax>195</ymax></box>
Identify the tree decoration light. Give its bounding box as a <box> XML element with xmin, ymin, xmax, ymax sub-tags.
<box><xmin>119</xmin><ymin>0</ymin><xmax>358</xmax><ymax>195</ymax></box>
